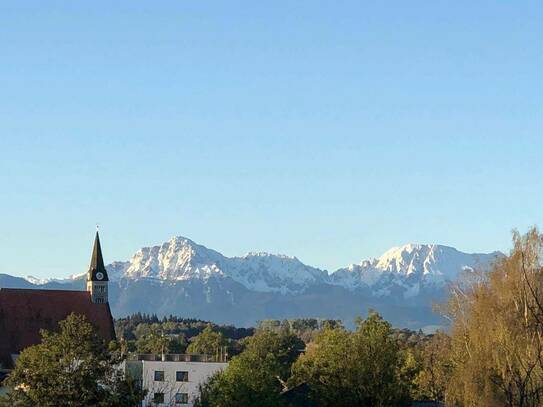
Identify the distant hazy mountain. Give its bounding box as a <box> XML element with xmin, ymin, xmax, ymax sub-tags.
<box><xmin>1</xmin><ymin>237</ymin><xmax>502</xmax><ymax>331</ymax></box>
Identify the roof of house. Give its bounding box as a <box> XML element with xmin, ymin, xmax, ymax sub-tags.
<box><xmin>0</xmin><ymin>288</ymin><xmax>115</xmax><ymax>369</ymax></box>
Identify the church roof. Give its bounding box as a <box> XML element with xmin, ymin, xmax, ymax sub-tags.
<box><xmin>88</xmin><ymin>231</ymin><xmax>109</xmax><ymax>282</ymax></box>
<box><xmin>0</xmin><ymin>288</ymin><xmax>115</xmax><ymax>369</ymax></box>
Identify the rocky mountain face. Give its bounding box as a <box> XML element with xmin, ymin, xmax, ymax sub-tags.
<box><xmin>115</xmin><ymin>237</ymin><xmax>328</xmax><ymax>294</ymax></box>
<box><xmin>331</xmin><ymin>243</ymin><xmax>500</xmax><ymax>298</ymax></box>
<box><xmin>1</xmin><ymin>237</ymin><xmax>502</xmax><ymax>331</ymax></box>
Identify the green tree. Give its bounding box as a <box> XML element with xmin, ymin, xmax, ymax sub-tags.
<box><xmin>0</xmin><ymin>313</ymin><xmax>144</xmax><ymax>407</ymax></box>
<box><xmin>186</xmin><ymin>324</ymin><xmax>228</xmax><ymax>356</ymax></box>
<box><xmin>132</xmin><ymin>322</ymin><xmax>189</xmax><ymax>355</ymax></box>
<box><xmin>194</xmin><ymin>329</ymin><xmax>304</xmax><ymax>407</ymax></box>
<box><xmin>290</xmin><ymin>312</ymin><xmax>411</xmax><ymax>407</ymax></box>
<box><xmin>168</xmin><ymin>334</ymin><xmax>188</xmax><ymax>354</ymax></box>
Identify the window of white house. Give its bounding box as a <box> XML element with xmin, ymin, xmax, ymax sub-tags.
<box><xmin>176</xmin><ymin>371</ymin><xmax>189</xmax><ymax>382</ymax></box>
<box><xmin>154</xmin><ymin>392</ymin><xmax>165</xmax><ymax>403</ymax></box>
<box><xmin>154</xmin><ymin>370</ymin><xmax>165</xmax><ymax>381</ymax></box>
<box><xmin>175</xmin><ymin>392</ymin><xmax>189</xmax><ymax>404</ymax></box>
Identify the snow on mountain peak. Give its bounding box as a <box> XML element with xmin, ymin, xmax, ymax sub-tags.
<box><xmin>243</xmin><ymin>252</ymin><xmax>296</xmax><ymax>260</ymax></box>
<box><xmin>124</xmin><ymin>236</ymin><xmax>225</xmax><ymax>281</ymax></box>
<box><xmin>372</xmin><ymin>243</ymin><xmax>499</xmax><ymax>278</ymax></box>
<box><xmin>117</xmin><ymin>236</ymin><xmax>326</xmax><ymax>293</ymax></box>
<box><xmin>100</xmin><ymin>235</ymin><xmax>502</xmax><ymax>297</ymax></box>
<box><xmin>331</xmin><ymin>243</ymin><xmax>502</xmax><ymax>295</ymax></box>
<box><xmin>25</xmin><ymin>275</ymin><xmax>50</xmax><ymax>285</ymax></box>
<box><xmin>22</xmin><ymin>234</ymin><xmax>503</xmax><ymax>303</ymax></box>
<box><xmin>230</xmin><ymin>252</ymin><xmax>326</xmax><ymax>293</ymax></box>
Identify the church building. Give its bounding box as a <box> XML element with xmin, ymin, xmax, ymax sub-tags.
<box><xmin>0</xmin><ymin>232</ymin><xmax>116</xmax><ymax>369</ymax></box>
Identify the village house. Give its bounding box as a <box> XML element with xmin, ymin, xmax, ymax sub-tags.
<box><xmin>125</xmin><ymin>353</ymin><xmax>227</xmax><ymax>407</ymax></box>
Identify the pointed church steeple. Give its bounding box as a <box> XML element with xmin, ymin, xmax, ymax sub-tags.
<box><xmin>88</xmin><ymin>231</ymin><xmax>109</xmax><ymax>282</ymax></box>
<box><xmin>87</xmin><ymin>230</ymin><xmax>109</xmax><ymax>304</ymax></box>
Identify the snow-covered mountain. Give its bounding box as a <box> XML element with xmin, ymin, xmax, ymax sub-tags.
<box><xmin>107</xmin><ymin>236</ymin><xmax>328</xmax><ymax>294</ymax></box>
<box><xmin>101</xmin><ymin>237</ymin><xmax>500</xmax><ymax>297</ymax></box>
<box><xmin>331</xmin><ymin>244</ymin><xmax>501</xmax><ymax>298</ymax></box>
<box><xmin>12</xmin><ymin>237</ymin><xmax>502</xmax><ymax>330</ymax></box>
<box><xmin>36</xmin><ymin>237</ymin><xmax>499</xmax><ymax>297</ymax></box>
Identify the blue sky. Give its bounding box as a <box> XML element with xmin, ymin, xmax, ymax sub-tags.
<box><xmin>1</xmin><ymin>1</ymin><xmax>542</xmax><ymax>279</ymax></box>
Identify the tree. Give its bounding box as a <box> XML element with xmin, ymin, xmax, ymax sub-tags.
<box><xmin>194</xmin><ymin>329</ymin><xmax>304</xmax><ymax>407</ymax></box>
<box><xmin>413</xmin><ymin>332</ymin><xmax>451</xmax><ymax>402</ymax></box>
<box><xmin>445</xmin><ymin>227</ymin><xmax>543</xmax><ymax>406</ymax></box>
<box><xmin>136</xmin><ymin>329</ymin><xmax>186</xmax><ymax>355</ymax></box>
<box><xmin>136</xmin><ymin>331</ymin><xmax>170</xmax><ymax>355</ymax></box>
<box><xmin>0</xmin><ymin>313</ymin><xmax>144</xmax><ymax>407</ymax></box>
<box><xmin>290</xmin><ymin>311</ymin><xmax>411</xmax><ymax>407</ymax></box>
<box><xmin>186</xmin><ymin>324</ymin><xmax>228</xmax><ymax>357</ymax></box>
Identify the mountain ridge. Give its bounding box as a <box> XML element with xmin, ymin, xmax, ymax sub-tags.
<box><xmin>2</xmin><ymin>236</ymin><xmax>503</xmax><ymax>330</ymax></box>
<box><xmin>24</xmin><ymin>236</ymin><xmax>502</xmax><ymax>297</ymax></box>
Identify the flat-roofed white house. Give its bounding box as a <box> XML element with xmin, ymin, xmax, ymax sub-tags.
<box><xmin>126</xmin><ymin>354</ymin><xmax>228</xmax><ymax>407</ymax></box>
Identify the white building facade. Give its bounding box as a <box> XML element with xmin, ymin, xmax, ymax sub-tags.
<box><xmin>126</xmin><ymin>355</ymin><xmax>228</xmax><ymax>407</ymax></box>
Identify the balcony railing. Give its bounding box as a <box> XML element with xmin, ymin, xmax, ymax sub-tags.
<box><xmin>126</xmin><ymin>353</ymin><xmax>228</xmax><ymax>363</ymax></box>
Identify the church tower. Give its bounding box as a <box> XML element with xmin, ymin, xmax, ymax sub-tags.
<box><xmin>87</xmin><ymin>231</ymin><xmax>109</xmax><ymax>304</ymax></box>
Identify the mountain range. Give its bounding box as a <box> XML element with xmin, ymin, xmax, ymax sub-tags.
<box><xmin>0</xmin><ymin>236</ymin><xmax>502</xmax><ymax>331</ymax></box>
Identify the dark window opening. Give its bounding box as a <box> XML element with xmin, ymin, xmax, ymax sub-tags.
<box><xmin>154</xmin><ymin>370</ymin><xmax>165</xmax><ymax>381</ymax></box>
<box><xmin>176</xmin><ymin>371</ymin><xmax>189</xmax><ymax>382</ymax></box>
<box><xmin>153</xmin><ymin>392</ymin><xmax>165</xmax><ymax>403</ymax></box>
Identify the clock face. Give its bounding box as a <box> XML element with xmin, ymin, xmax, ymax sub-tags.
<box><xmin>96</xmin><ymin>272</ymin><xmax>104</xmax><ymax>281</ymax></box>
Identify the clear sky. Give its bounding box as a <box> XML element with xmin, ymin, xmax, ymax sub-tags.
<box><xmin>1</xmin><ymin>1</ymin><xmax>542</xmax><ymax>279</ymax></box>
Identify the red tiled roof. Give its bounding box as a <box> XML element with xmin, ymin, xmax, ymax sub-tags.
<box><xmin>0</xmin><ymin>288</ymin><xmax>115</xmax><ymax>369</ymax></box>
